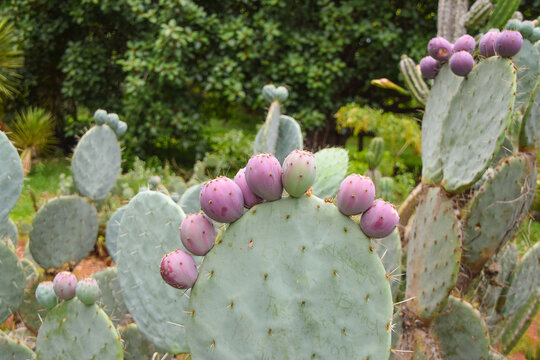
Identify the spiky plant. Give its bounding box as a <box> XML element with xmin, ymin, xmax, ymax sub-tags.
<box><xmin>0</xmin><ymin>18</ymin><xmax>23</xmax><ymax>103</ymax></box>
<box><xmin>7</xmin><ymin>107</ymin><xmax>58</xmax><ymax>175</ymax></box>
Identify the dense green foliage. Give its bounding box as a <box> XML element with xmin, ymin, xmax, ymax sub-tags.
<box><xmin>2</xmin><ymin>0</ymin><xmax>440</xmax><ymax>164</ymax></box>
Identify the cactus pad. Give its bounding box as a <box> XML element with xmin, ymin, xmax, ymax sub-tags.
<box><xmin>512</xmin><ymin>39</ymin><xmax>540</xmax><ymax>117</ymax></box>
<box><xmin>312</xmin><ymin>148</ymin><xmax>348</xmax><ymax>199</ymax></box>
<box><xmin>432</xmin><ymin>296</ymin><xmax>489</xmax><ymax>360</ymax></box>
<box><xmin>499</xmin><ymin>296</ymin><xmax>540</xmax><ymax>354</ymax></box>
<box><xmin>500</xmin><ymin>242</ymin><xmax>540</xmax><ymax>316</ymax></box>
<box><xmin>254</xmin><ymin>101</ymin><xmax>281</xmax><ymax>155</ymax></box>
<box><xmin>187</xmin><ymin>195</ymin><xmax>392</xmax><ymax>359</ymax></box>
<box><xmin>0</xmin><ymin>131</ymin><xmax>23</xmax><ymax>221</ymax></box>
<box><xmin>72</xmin><ymin>125</ymin><xmax>121</xmax><ymax>200</ymax></box>
<box><xmin>17</xmin><ymin>280</ymin><xmax>48</xmax><ymax>334</ymax></box>
<box><xmin>405</xmin><ymin>187</ymin><xmax>461</xmax><ymax>320</ymax></box>
<box><xmin>275</xmin><ymin>115</ymin><xmax>303</xmax><ymax>164</ymax></box>
<box><xmin>30</xmin><ymin>196</ymin><xmax>98</xmax><ymax>269</ymax></box>
<box><xmin>35</xmin><ymin>298</ymin><xmax>122</xmax><ymax>359</ymax></box>
<box><xmin>0</xmin><ymin>240</ymin><xmax>25</xmax><ymax>323</ymax></box>
<box><xmin>117</xmin><ymin>191</ymin><xmax>190</xmax><ymax>353</ymax></box>
<box><xmin>178</xmin><ymin>183</ymin><xmax>203</xmax><ymax>214</ymax></box>
<box><xmin>105</xmin><ymin>205</ymin><xmax>127</xmax><ymax>262</ymax></box>
<box><xmin>0</xmin><ymin>217</ymin><xmax>18</xmax><ymax>246</ymax></box>
<box><xmin>421</xmin><ymin>65</ymin><xmax>463</xmax><ymax>184</ymax></box>
<box><xmin>0</xmin><ymin>330</ymin><xmax>36</xmax><ymax>359</ymax></box>
<box><xmin>462</xmin><ymin>154</ymin><xmax>536</xmax><ymax>273</ymax></box>
<box><xmin>373</xmin><ymin>229</ymin><xmax>402</xmax><ymax>300</ymax></box>
<box><xmin>92</xmin><ymin>267</ymin><xmax>128</xmax><ymax>326</ymax></box>
<box><xmin>520</xmin><ymin>82</ymin><xmax>540</xmax><ymax>148</ymax></box>
<box><xmin>441</xmin><ymin>58</ymin><xmax>516</xmax><ymax>192</ymax></box>
<box><xmin>120</xmin><ymin>323</ymin><xmax>169</xmax><ymax>360</ymax></box>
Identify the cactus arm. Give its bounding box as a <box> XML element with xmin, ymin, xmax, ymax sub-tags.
<box><xmin>437</xmin><ymin>0</ymin><xmax>468</xmax><ymax>42</ymax></box>
<box><xmin>254</xmin><ymin>101</ymin><xmax>281</xmax><ymax>155</ymax></box>
<box><xmin>397</xmin><ymin>183</ymin><xmax>426</xmax><ymax>244</ymax></box>
<box><xmin>487</xmin><ymin>0</ymin><xmax>521</xmax><ymax>29</ymax></box>
<box><xmin>465</xmin><ymin>0</ymin><xmax>494</xmax><ymax>29</ymax></box>
<box><xmin>399</xmin><ymin>56</ymin><xmax>429</xmax><ymax>105</ymax></box>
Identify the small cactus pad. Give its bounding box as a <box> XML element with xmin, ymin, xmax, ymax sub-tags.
<box><xmin>520</xmin><ymin>83</ymin><xmax>540</xmax><ymax>148</ymax></box>
<box><xmin>117</xmin><ymin>191</ymin><xmax>191</xmax><ymax>353</ymax></box>
<box><xmin>29</xmin><ymin>196</ymin><xmax>98</xmax><ymax>269</ymax></box>
<box><xmin>373</xmin><ymin>229</ymin><xmax>402</xmax><ymax>300</ymax></box>
<box><xmin>421</xmin><ymin>65</ymin><xmax>463</xmax><ymax>184</ymax></box>
<box><xmin>18</xmin><ymin>280</ymin><xmax>49</xmax><ymax>333</ymax></box>
<box><xmin>178</xmin><ymin>183</ymin><xmax>203</xmax><ymax>214</ymax></box>
<box><xmin>72</xmin><ymin>125</ymin><xmax>121</xmax><ymax>200</ymax></box>
<box><xmin>105</xmin><ymin>205</ymin><xmax>128</xmax><ymax>262</ymax></box>
<box><xmin>0</xmin><ymin>217</ymin><xmax>18</xmax><ymax>246</ymax></box>
<box><xmin>275</xmin><ymin>115</ymin><xmax>303</xmax><ymax>164</ymax></box>
<box><xmin>119</xmin><ymin>323</ymin><xmax>170</xmax><ymax>360</ymax></box>
<box><xmin>462</xmin><ymin>154</ymin><xmax>537</xmax><ymax>273</ymax></box>
<box><xmin>0</xmin><ymin>131</ymin><xmax>24</xmax><ymax>221</ymax></box>
<box><xmin>312</xmin><ymin>147</ymin><xmax>348</xmax><ymax>199</ymax></box>
<box><xmin>35</xmin><ymin>298</ymin><xmax>123</xmax><ymax>359</ymax></box>
<box><xmin>254</xmin><ymin>101</ymin><xmax>281</xmax><ymax>155</ymax></box>
<box><xmin>92</xmin><ymin>267</ymin><xmax>128</xmax><ymax>326</ymax></box>
<box><xmin>499</xmin><ymin>296</ymin><xmax>540</xmax><ymax>354</ymax></box>
<box><xmin>0</xmin><ymin>330</ymin><xmax>36</xmax><ymax>359</ymax></box>
<box><xmin>0</xmin><ymin>240</ymin><xmax>25</xmax><ymax>323</ymax></box>
<box><xmin>512</xmin><ymin>39</ymin><xmax>539</xmax><ymax>116</ymax></box>
<box><xmin>432</xmin><ymin>296</ymin><xmax>489</xmax><ymax>360</ymax></box>
<box><xmin>441</xmin><ymin>58</ymin><xmax>516</xmax><ymax>192</ymax></box>
<box><xmin>187</xmin><ymin>195</ymin><xmax>392</xmax><ymax>359</ymax></box>
<box><xmin>405</xmin><ymin>187</ymin><xmax>461</xmax><ymax>320</ymax></box>
<box><xmin>500</xmin><ymin>242</ymin><xmax>540</xmax><ymax>316</ymax></box>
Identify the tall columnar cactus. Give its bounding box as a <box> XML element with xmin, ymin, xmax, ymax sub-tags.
<box><xmin>395</xmin><ymin>26</ymin><xmax>540</xmax><ymax>358</ymax></box>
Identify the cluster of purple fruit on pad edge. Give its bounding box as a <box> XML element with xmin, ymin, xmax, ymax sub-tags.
<box><xmin>160</xmin><ymin>149</ymin><xmax>399</xmax><ymax>290</ymax></box>
<box><xmin>35</xmin><ymin>271</ymin><xmax>101</xmax><ymax>309</ymax></box>
<box><xmin>420</xmin><ymin>30</ymin><xmax>523</xmax><ymax>79</ymax></box>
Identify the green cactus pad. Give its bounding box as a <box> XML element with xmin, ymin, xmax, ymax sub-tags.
<box><xmin>441</xmin><ymin>58</ymin><xmax>516</xmax><ymax>192</ymax></box>
<box><xmin>29</xmin><ymin>196</ymin><xmax>98</xmax><ymax>269</ymax></box>
<box><xmin>432</xmin><ymin>296</ymin><xmax>489</xmax><ymax>360</ymax></box>
<box><xmin>178</xmin><ymin>183</ymin><xmax>203</xmax><ymax>214</ymax></box>
<box><xmin>462</xmin><ymin>154</ymin><xmax>537</xmax><ymax>274</ymax></box>
<box><xmin>512</xmin><ymin>39</ymin><xmax>540</xmax><ymax>117</ymax></box>
<box><xmin>92</xmin><ymin>267</ymin><xmax>128</xmax><ymax>326</ymax></box>
<box><xmin>500</xmin><ymin>296</ymin><xmax>540</xmax><ymax>354</ymax></box>
<box><xmin>0</xmin><ymin>217</ymin><xmax>18</xmax><ymax>246</ymax></box>
<box><xmin>520</xmin><ymin>82</ymin><xmax>540</xmax><ymax>149</ymax></box>
<box><xmin>35</xmin><ymin>298</ymin><xmax>123</xmax><ymax>360</ymax></box>
<box><xmin>405</xmin><ymin>187</ymin><xmax>461</xmax><ymax>320</ymax></box>
<box><xmin>373</xmin><ymin>229</ymin><xmax>402</xmax><ymax>300</ymax></box>
<box><xmin>117</xmin><ymin>191</ymin><xmax>190</xmax><ymax>353</ymax></box>
<box><xmin>187</xmin><ymin>195</ymin><xmax>392</xmax><ymax>359</ymax></box>
<box><xmin>105</xmin><ymin>205</ymin><xmax>127</xmax><ymax>262</ymax></box>
<box><xmin>312</xmin><ymin>148</ymin><xmax>348</xmax><ymax>199</ymax></box>
<box><xmin>421</xmin><ymin>65</ymin><xmax>463</xmax><ymax>184</ymax></box>
<box><xmin>0</xmin><ymin>330</ymin><xmax>36</xmax><ymax>359</ymax></box>
<box><xmin>0</xmin><ymin>240</ymin><xmax>26</xmax><ymax>323</ymax></box>
<box><xmin>72</xmin><ymin>125</ymin><xmax>121</xmax><ymax>200</ymax></box>
<box><xmin>0</xmin><ymin>131</ymin><xmax>24</xmax><ymax>221</ymax></box>
<box><xmin>120</xmin><ymin>323</ymin><xmax>170</xmax><ymax>360</ymax></box>
<box><xmin>254</xmin><ymin>101</ymin><xmax>281</xmax><ymax>155</ymax></box>
<box><xmin>275</xmin><ymin>115</ymin><xmax>303</xmax><ymax>164</ymax></box>
<box><xmin>17</xmin><ymin>280</ymin><xmax>49</xmax><ymax>334</ymax></box>
<box><xmin>500</xmin><ymin>242</ymin><xmax>540</xmax><ymax>316</ymax></box>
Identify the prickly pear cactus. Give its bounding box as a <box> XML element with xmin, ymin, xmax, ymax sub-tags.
<box><xmin>312</xmin><ymin>147</ymin><xmax>348</xmax><ymax>198</ymax></box>
<box><xmin>0</xmin><ymin>131</ymin><xmax>23</xmax><ymax>221</ymax></box>
<box><xmin>92</xmin><ymin>267</ymin><xmax>128</xmax><ymax>326</ymax></box>
<box><xmin>117</xmin><ymin>191</ymin><xmax>191</xmax><ymax>353</ymax></box>
<box><xmin>0</xmin><ymin>330</ymin><xmax>36</xmax><ymax>359</ymax></box>
<box><xmin>187</xmin><ymin>195</ymin><xmax>393</xmax><ymax>359</ymax></box>
<box><xmin>105</xmin><ymin>205</ymin><xmax>128</xmax><ymax>262</ymax></box>
<box><xmin>0</xmin><ymin>217</ymin><xmax>18</xmax><ymax>246</ymax></box>
<box><xmin>72</xmin><ymin>110</ymin><xmax>123</xmax><ymax>200</ymax></box>
<box><xmin>29</xmin><ymin>195</ymin><xmax>98</xmax><ymax>269</ymax></box>
<box><xmin>0</xmin><ymin>240</ymin><xmax>25</xmax><ymax>324</ymax></box>
<box><xmin>35</xmin><ymin>298</ymin><xmax>123</xmax><ymax>359</ymax></box>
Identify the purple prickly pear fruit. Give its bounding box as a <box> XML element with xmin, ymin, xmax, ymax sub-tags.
<box><xmin>449</xmin><ymin>51</ymin><xmax>475</xmax><ymax>77</ymax></box>
<box><xmin>336</xmin><ymin>174</ymin><xmax>376</xmax><ymax>216</ymax></box>
<box><xmin>453</xmin><ymin>34</ymin><xmax>476</xmax><ymax>54</ymax></box>
<box><xmin>282</xmin><ymin>150</ymin><xmax>317</xmax><ymax>197</ymax></box>
<box><xmin>160</xmin><ymin>249</ymin><xmax>198</xmax><ymax>289</ymax></box>
<box><xmin>199</xmin><ymin>176</ymin><xmax>244</xmax><ymax>223</ymax></box>
<box><xmin>245</xmin><ymin>153</ymin><xmax>283</xmax><ymax>201</ymax></box>
<box><xmin>495</xmin><ymin>30</ymin><xmax>523</xmax><ymax>58</ymax></box>
<box><xmin>76</xmin><ymin>278</ymin><xmax>101</xmax><ymax>305</ymax></box>
<box><xmin>234</xmin><ymin>168</ymin><xmax>263</xmax><ymax>208</ymax></box>
<box><xmin>427</xmin><ymin>37</ymin><xmax>453</xmax><ymax>61</ymax></box>
<box><xmin>180</xmin><ymin>213</ymin><xmax>216</xmax><ymax>256</ymax></box>
<box><xmin>419</xmin><ymin>56</ymin><xmax>440</xmax><ymax>79</ymax></box>
<box><xmin>53</xmin><ymin>271</ymin><xmax>78</xmax><ymax>300</ymax></box>
<box><xmin>479</xmin><ymin>31</ymin><xmax>500</xmax><ymax>57</ymax></box>
<box><xmin>360</xmin><ymin>199</ymin><xmax>399</xmax><ymax>238</ymax></box>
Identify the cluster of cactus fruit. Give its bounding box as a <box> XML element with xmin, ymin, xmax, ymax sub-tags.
<box><xmin>160</xmin><ymin>149</ymin><xmax>399</xmax><ymax>292</ymax></box>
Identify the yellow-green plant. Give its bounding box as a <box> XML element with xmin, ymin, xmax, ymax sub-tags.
<box><xmin>7</xmin><ymin>107</ymin><xmax>58</xmax><ymax>174</ymax></box>
<box><xmin>0</xmin><ymin>18</ymin><xmax>23</xmax><ymax>103</ymax></box>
